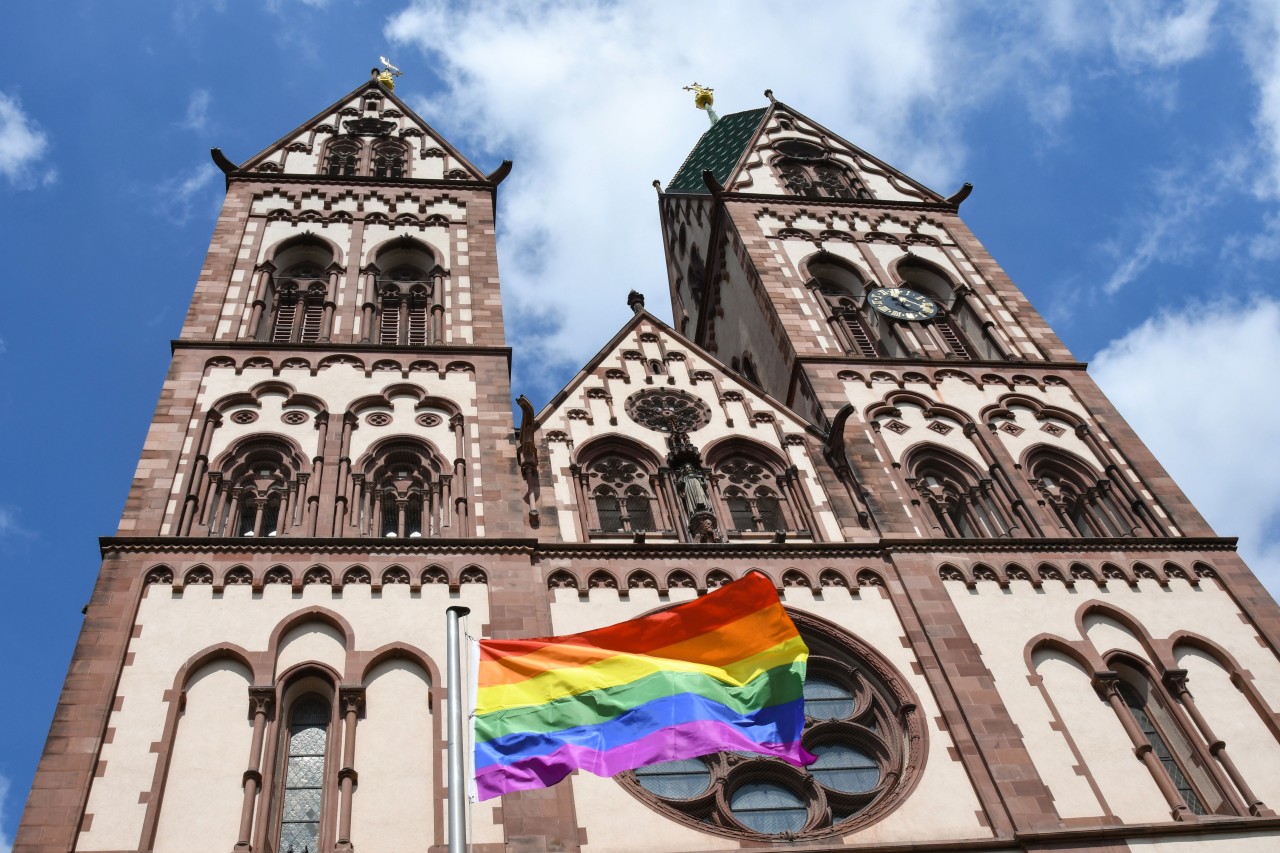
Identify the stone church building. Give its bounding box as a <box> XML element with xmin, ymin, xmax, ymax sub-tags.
<box><xmin>16</xmin><ymin>77</ymin><xmax>1280</xmax><ymax>853</ymax></box>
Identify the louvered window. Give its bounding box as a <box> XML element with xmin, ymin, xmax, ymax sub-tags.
<box><xmin>838</xmin><ymin>312</ymin><xmax>878</xmax><ymax>357</ymax></box>
<box><xmin>300</xmin><ymin>302</ymin><xmax>323</xmax><ymax>343</ymax></box>
<box><xmin>934</xmin><ymin>319</ymin><xmax>972</xmax><ymax>360</ymax></box>
<box><xmin>379</xmin><ymin>301</ymin><xmax>401</xmax><ymax>345</ymax></box>
<box><xmin>407</xmin><ymin>304</ymin><xmax>428</xmax><ymax>345</ymax></box>
<box><xmin>272</xmin><ymin>301</ymin><xmax>298</xmax><ymax>343</ymax></box>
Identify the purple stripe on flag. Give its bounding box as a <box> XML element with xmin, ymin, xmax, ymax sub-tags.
<box><xmin>475</xmin><ymin>716</ymin><xmax>815</xmax><ymax>801</ymax></box>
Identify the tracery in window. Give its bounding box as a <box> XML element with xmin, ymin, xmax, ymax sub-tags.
<box><xmin>1027</xmin><ymin>449</ymin><xmax>1140</xmax><ymax>538</ymax></box>
<box><xmin>581</xmin><ymin>452</ymin><xmax>661</xmax><ymax>535</ymax></box>
<box><xmin>906</xmin><ymin>447</ymin><xmax>1013</xmax><ymax>538</ymax></box>
<box><xmin>774</xmin><ymin>139</ymin><xmax>867</xmax><ymax>199</ymax></box>
<box><xmin>208</xmin><ymin>438</ymin><xmax>306</xmax><ymax>538</ymax></box>
<box><xmin>325</xmin><ymin>138</ymin><xmax>361</xmax><ymax>177</ymax></box>
<box><xmin>371</xmin><ymin>141</ymin><xmax>407</xmax><ymax>178</ymax></box>
<box><xmin>712</xmin><ymin>450</ymin><xmax>802</xmax><ymax>536</ymax></box>
<box><xmin>353</xmin><ymin>440</ymin><xmax>452</xmax><ymax>538</ymax></box>
<box><xmin>618</xmin><ymin>610</ymin><xmax>923</xmax><ymax>841</ymax></box>
<box><xmin>278</xmin><ymin>694</ymin><xmax>330</xmax><ymax>853</ymax></box>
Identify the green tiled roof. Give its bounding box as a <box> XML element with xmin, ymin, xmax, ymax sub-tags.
<box><xmin>666</xmin><ymin>108</ymin><xmax>767</xmax><ymax>193</ymax></box>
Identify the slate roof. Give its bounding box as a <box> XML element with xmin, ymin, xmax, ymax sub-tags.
<box><xmin>666</xmin><ymin>108</ymin><xmax>767</xmax><ymax>193</ymax></box>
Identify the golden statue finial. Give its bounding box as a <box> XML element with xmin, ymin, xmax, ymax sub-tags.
<box><xmin>683</xmin><ymin>82</ymin><xmax>719</xmax><ymax>125</ymax></box>
<box><xmin>373</xmin><ymin>57</ymin><xmax>403</xmax><ymax>91</ymax></box>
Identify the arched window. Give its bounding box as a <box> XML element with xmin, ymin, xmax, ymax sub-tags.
<box><xmin>278</xmin><ymin>694</ymin><xmax>330</xmax><ymax>853</ymax></box>
<box><xmin>896</xmin><ymin>262</ymin><xmax>1000</xmax><ymax>360</ymax></box>
<box><xmin>325</xmin><ymin>139</ymin><xmax>361</xmax><ymax>176</ymax></box>
<box><xmin>1027</xmin><ymin>449</ymin><xmax>1140</xmax><ymax>537</ymax></box>
<box><xmin>583</xmin><ymin>453</ymin><xmax>659</xmax><ymax>534</ymax></box>
<box><xmin>374</xmin><ymin>241</ymin><xmax>438</xmax><ymax>346</ymax></box>
<box><xmin>208</xmin><ymin>439</ymin><xmax>304</xmax><ymax>538</ymax></box>
<box><xmin>371</xmin><ymin>142</ymin><xmax>407</xmax><ymax>178</ymax></box>
<box><xmin>1101</xmin><ymin>659</ymin><xmax>1229</xmax><ymax>817</ymax></box>
<box><xmin>774</xmin><ymin>139</ymin><xmax>867</xmax><ymax>199</ymax></box>
<box><xmin>907</xmin><ymin>448</ymin><xmax>1012</xmax><ymax>538</ymax></box>
<box><xmin>807</xmin><ymin>255</ymin><xmax>895</xmax><ymax>358</ymax></box>
<box><xmin>266</xmin><ymin>239</ymin><xmax>333</xmax><ymax>343</ymax></box>
<box><xmin>355</xmin><ymin>440</ymin><xmax>451</xmax><ymax>538</ymax></box>
<box><xmin>712</xmin><ymin>450</ymin><xmax>802</xmax><ymax>535</ymax></box>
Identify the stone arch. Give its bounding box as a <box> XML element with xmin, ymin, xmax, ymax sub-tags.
<box><xmin>266</xmin><ymin>607</ymin><xmax>355</xmax><ymax>665</ymax></box>
<box><xmin>547</xmin><ymin>569</ymin><xmax>580</xmax><ymax>590</ymax></box>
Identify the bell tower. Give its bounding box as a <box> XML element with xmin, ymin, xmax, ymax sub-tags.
<box><xmin>656</xmin><ymin>93</ymin><xmax>1214</xmax><ymax>543</ymax></box>
<box><xmin>16</xmin><ymin>74</ymin><xmax>526</xmax><ymax>853</ymax></box>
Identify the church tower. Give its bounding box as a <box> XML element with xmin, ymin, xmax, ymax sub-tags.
<box><xmin>16</xmin><ymin>80</ymin><xmax>1280</xmax><ymax>853</ymax></box>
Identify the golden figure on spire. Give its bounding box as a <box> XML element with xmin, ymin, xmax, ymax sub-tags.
<box><xmin>683</xmin><ymin>82</ymin><xmax>719</xmax><ymax>125</ymax></box>
<box><xmin>374</xmin><ymin>57</ymin><xmax>403</xmax><ymax>91</ymax></box>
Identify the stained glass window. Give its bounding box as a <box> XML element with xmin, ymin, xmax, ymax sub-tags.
<box><xmin>279</xmin><ymin>696</ymin><xmax>329</xmax><ymax>853</ymax></box>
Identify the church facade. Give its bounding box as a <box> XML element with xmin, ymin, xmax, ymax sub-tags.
<box><xmin>16</xmin><ymin>77</ymin><xmax>1280</xmax><ymax>853</ymax></box>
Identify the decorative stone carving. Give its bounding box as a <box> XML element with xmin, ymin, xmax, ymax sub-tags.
<box><xmin>264</xmin><ymin>568</ymin><xmax>292</xmax><ymax>585</ymax></box>
<box><xmin>624</xmin><ymin>389</ymin><xmax>712</xmax><ymax>434</ymax></box>
<box><xmin>303</xmin><ymin>567</ymin><xmax>332</xmax><ymax>586</ymax></box>
<box><xmin>547</xmin><ymin>571</ymin><xmax>577</xmax><ymax>589</ymax></box>
<box><xmin>382</xmin><ymin>567</ymin><xmax>411</xmax><ymax>584</ymax></box>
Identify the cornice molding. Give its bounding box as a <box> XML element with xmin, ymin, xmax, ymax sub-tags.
<box><xmin>227</xmin><ymin>172</ymin><xmax>497</xmax><ymax>193</ymax></box>
<box><xmin>796</xmin><ymin>354</ymin><xmax>1090</xmax><ymax>371</ymax></box>
<box><xmin>169</xmin><ymin>340</ymin><xmax>513</xmax><ymax>361</ymax></box>
<box><xmin>660</xmin><ymin>189</ymin><xmax>960</xmax><ymax>214</ymax></box>
<box><xmin>98</xmin><ymin>534</ymin><xmax>1238</xmax><ymax>560</ymax></box>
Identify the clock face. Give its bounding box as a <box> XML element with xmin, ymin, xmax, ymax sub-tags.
<box><xmin>867</xmin><ymin>287</ymin><xmax>939</xmax><ymax>321</ymax></box>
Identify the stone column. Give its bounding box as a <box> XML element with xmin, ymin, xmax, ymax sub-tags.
<box><xmin>1164</xmin><ymin>671</ymin><xmax>1270</xmax><ymax>816</ymax></box>
<box><xmin>1094</xmin><ymin>672</ymin><xmax>1196</xmax><ymax>822</ymax></box>
<box><xmin>233</xmin><ymin>687</ymin><xmax>274</xmax><ymax>852</ymax></box>
<box><xmin>335</xmin><ymin>687</ymin><xmax>365</xmax><ymax>852</ymax></box>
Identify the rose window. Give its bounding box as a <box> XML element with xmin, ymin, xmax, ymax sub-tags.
<box><xmin>616</xmin><ymin>611</ymin><xmax>923</xmax><ymax>841</ymax></box>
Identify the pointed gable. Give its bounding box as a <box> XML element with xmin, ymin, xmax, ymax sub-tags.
<box><xmin>536</xmin><ymin>312</ymin><xmax>842</xmax><ymax>543</ymax></box>
<box><xmin>664</xmin><ymin>99</ymin><xmax>947</xmax><ymax>204</ymax></box>
<box><xmin>233</xmin><ymin>79</ymin><xmax>487</xmax><ymax>182</ymax></box>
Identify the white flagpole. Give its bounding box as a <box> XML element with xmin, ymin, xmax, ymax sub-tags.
<box><xmin>445</xmin><ymin>605</ymin><xmax>471</xmax><ymax>853</ymax></box>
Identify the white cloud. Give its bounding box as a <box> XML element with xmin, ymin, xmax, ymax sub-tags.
<box><xmin>1246</xmin><ymin>210</ymin><xmax>1280</xmax><ymax>260</ymax></box>
<box><xmin>1099</xmin><ymin>150</ymin><xmax>1248</xmax><ymax>295</ymax></box>
<box><xmin>1240</xmin><ymin>0</ymin><xmax>1280</xmax><ymax>197</ymax></box>
<box><xmin>0</xmin><ymin>506</ymin><xmax>24</xmax><ymax>538</ymax></box>
<box><xmin>0</xmin><ymin>92</ymin><xmax>55</xmax><ymax>188</ymax></box>
<box><xmin>154</xmin><ymin>162</ymin><xmax>218</xmax><ymax>224</ymax></box>
<box><xmin>1030</xmin><ymin>0</ymin><xmax>1217</xmax><ymax>66</ymax></box>
<box><xmin>1105</xmin><ymin>0</ymin><xmax>1218</xmax><ymax>67</ymax></box>
<box><xmin>387</xmin><ymin>1</ymin><xmax>984</xmax><ymax>396</ymax></box>
<box><xmin>181</xmin><ymin>89</ymin><xmax>211</xmax><ymax>132</ymax></box>
<box><xmin>1092</xmin><ymin>297</ymin><xmax>1280</xmax><ymax>596</ymax></box>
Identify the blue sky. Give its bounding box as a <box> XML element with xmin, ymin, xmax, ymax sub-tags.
<box><xmin>2</xmin><ymin>0</ymin><xmax>1279</xmax><ymax>846</ymax></box>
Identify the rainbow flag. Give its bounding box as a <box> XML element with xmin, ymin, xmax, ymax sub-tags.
<box><xmin>473</xmin><ymin>571</ymin><xmax>814</xmax><ymax>800</ymax></box>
